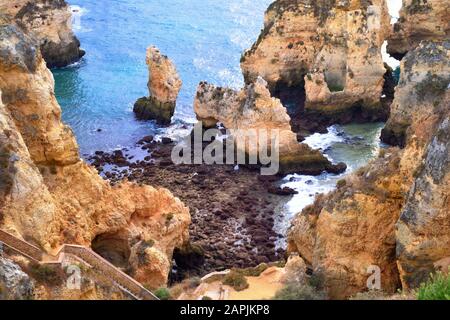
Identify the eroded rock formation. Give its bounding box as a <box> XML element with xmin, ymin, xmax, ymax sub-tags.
<box><xmin>0</xmin><ymin>256</ymin><xmax>34</xmax><ymax>300</ymax></box>
<box><xmin>381</xmin><ymin>41</ymin><xmax>450</xmax><ymax>147</ymax></box>
<box><xmin>288</xmin><ymin>40</ymin><xmax>449</xmax><ymax>298</ymax></box>
<box><xmin>0</xmin><ymin>25</ymin><xmax>190</xmax><ymax>290</ymax></box>
<box><xmin>0</xmin><ymin>0</ymin><xmax>85</xmax><ymax>68</ymax></box>
<box><xmin>134</xmin><ymin>46</ymin><xmax>182</xmax><ymax>125</ymax></box>
<box><xmin>241</xmin><ymin>0</ymin><xmax>391</xmax><ymax>130</ymax></box>
<box><xmin>388</xmin><ymin>0</ymin><xmax>450</xmax><ymax>59</ymax></box>
<box><xmin>194</xmin><ymin>77</ymin><xmax>346</xmax><ymax>175</ymax></box>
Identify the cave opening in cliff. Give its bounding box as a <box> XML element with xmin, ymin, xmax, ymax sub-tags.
<box><xmin>272</xmin><ymin>79</ymin><xmax>306</xmax><ymax>134</ymax></box>
<box><xmin>322</xmin><ymin>46</ymin><xmax>348</xmax><ymax>93</ymax></box>
<box><xmin>324</xmin><ymin>68</ymin><xmax>346</xmax><ymax>93</ymax></box>
<box><xmin>169</xmin><ymin>243</ymin><xmax>206</xmax><ymax>284</ymax></box>
<box><xmin>91</xmin><ymin>231</ymin><xmax>131</xmax><ymax>269</ymax></box>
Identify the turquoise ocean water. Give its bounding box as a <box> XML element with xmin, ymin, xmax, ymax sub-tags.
<box><xmin>53</xmin><ymin>0</ymin><xmax>272</xmax><ymax>155</ymax></box>
<box><xmin>54</xmin><ymin>1</ymin><xmax>393</xmax><ymax>244</ymax></box>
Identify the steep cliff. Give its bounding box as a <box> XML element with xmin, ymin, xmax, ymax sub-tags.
<box><xmin>0</xmin><ymin>25</ymin><xmax>190</xmax><ymax>290</ymax></box>
<box><xmin>382</xmin><ymin>40</ymin><xmax>450</xmax><ymax>146</ymax></box>
<box><xmin>194</xmin><ymin>77</ymin><xmax>346</xmax><ymax>175</ymax></box>
<box><xmin>388</xmin><ymin>0</ymin><xmax>450</xmax><ymax>59</ymax></box>
<box><xmin>288</xmin><ymin>40</ymin><xmax>449</xmax><ymax>299</ymax></box>
<box><xmin>396</xmin><ymin>115</ymin><xmax>449</xmax><ymax>289</ymax></box>
<box><xmin>134</xmin><ymin>46</ymin><xmax>182</xmax><ymax>125</ymax></box>
<box><xmin>241</xmin><ymin>0</ymin><xmax>391</xmax><ymax>129</ymax></box>
<box><xmin>0</xmin><ymin>0</ymin><xmax>85</xmax><ymax>68</ymax></box>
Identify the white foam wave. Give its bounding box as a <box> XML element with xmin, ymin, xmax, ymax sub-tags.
<box><xmin>303</xmin><ymin>125</ymin><xmax>344</xmax><ymax>151</ymax></box>
<box><xmin>387</xmin><ymin>0</ymin><xmax>403</xmax><ymax>24</ymax></box>
<box><xmin>382</xmin><ymin>41</ymin><xmax>401</xmax><ymax>69</ymax></box>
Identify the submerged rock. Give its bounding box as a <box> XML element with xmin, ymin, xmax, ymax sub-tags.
<box><xmin>0</xmin><ymin>0</ymin><xmax>85</xmax><ymax>68</ymax></box>
<box><xmin>388</xmin><ymin>0</ymin><xmax>450</xmax><ymax>59</ymax></box>
<box><xmin>134</xmin><ymin>46</ymin><xmax>182</xmax><ymax>125</ymax></box>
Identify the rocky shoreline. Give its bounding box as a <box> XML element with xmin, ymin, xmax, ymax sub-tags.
<box><xmin>1</xmin><ymin>0</ymin><xmax>449</xmax><ymax>301</ymax></box>
<box><xmin>88</xmin><ymin>136</ymin><xmax>299</xmax><ymax>278</ymax></box>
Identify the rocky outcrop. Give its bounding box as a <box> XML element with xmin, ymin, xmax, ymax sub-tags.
<box><xmin>396</xmin><ymin>116</ymin><xmax>450</xmax><ymax>289</ymax></box>
<box><xmin>194</xmin><ymin>77</ymin><xmax>346</xmax><ymax>175</ymax></box>
<box><xmin>391</xmin><ymin>41</ymin><xmax>450</xmax><ymax>289</ymax></box>
<box><xmin>288</xmin><ymin>40</ymin><xmax>449</xmax><ymax>298</ymax></box>
<box><xmin>387</xmin><ymin>0</ymin><xmax>450</xmax><ymax>59</ymax></box>
<box><xmin>0</xmin><ymin>25</ymin><xmax>190</xmax><ymax>290</ymax></box>
<box><xmin>241</xmin><ymin>0</ymin><xmax>391</xmax><ymax>129</ymax></box>
<box><xmin>0</xmin><ymin>0</ymin><xmax>85</xmax><ymax>68</ymax></box>
<box><xmin>288</xmin><ymin>149</ymin><xmax>408</xmax><ymax>299</ymax></box>
<box><xmin>134</xmin><ymin>46</ymin><xmax>182</xmax><ymax>125</ymax></box>
<box><xmin>0</xmin><ymin>256</ymin><xmax>34</xmax><ymax>300</ymax></box>
<box><xmin>382</xmin><ymin>40</ymin><xmax>450</xmax><ymax>147</ymax></box>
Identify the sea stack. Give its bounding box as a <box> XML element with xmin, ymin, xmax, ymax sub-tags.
<box><xmin>0</xmin><ymin>0</ymin><xmax>85</xmax><ymax>68</ymax></box>
<box><xmin>194</xmin><ymin>77</ymin><xmax>347</xmax><ymax>175</ymax></box>
<box><xmin>134</xmin><ymin>46</ymin><xmax>182</xmax><ymax>125</ymax></box>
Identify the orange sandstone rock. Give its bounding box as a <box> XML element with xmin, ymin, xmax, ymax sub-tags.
<box><xmin>0</xmin><ymin>25</ymin><xmax>190</xmax><ymax>290</ymax></box>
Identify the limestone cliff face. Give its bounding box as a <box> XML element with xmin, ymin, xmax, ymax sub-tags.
<box><xmin>194</xmin><ymin>77</ymin><xmax>346</xmax><ymax>175</ymax></box>
<box><xmin>134</xmin><ymin>46</ymin><xmax>182</xmax><ymax>125</ymax></box>
<box><xmin>241</xmin><ymin>0</ymin><xmax>390</xmax><ymax>124</ymax></box>
<box><xmin>396</xmin><ymin>115</ymin><xmax>450</xmax><ymax>289</ymax></box>
<box><xmin>382</xmin><ymin>40</ymin><xmax>450</xmax><ymax>147</ymax></box>
<box><xmin>0</xmin><ymin>25</ymin><xmax>190</xmax><ymax>289</ymax></box>
<box><xmin>392</xmin><ymin>41</ymin><xmax>450</xmax><ymax>289</ymax></box>
<box><xmin>0</xmin><ymin>0</ymin><xmax>85</xmax><ymax>68</ymax></box>
<box><xmin>288</xmin><ymin>40</ymin><xmax>449</xmax><ymax>299</ymax></box>
<box><xmin>388</xmin><ymin>0</ymin><xmax>450</xmax><ymax>59</ymax></box>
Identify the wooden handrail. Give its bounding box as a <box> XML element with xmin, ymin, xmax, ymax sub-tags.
<box><xmin>0</xmin><ymin>229</ymin><xmax>158</xmax><ymax>300</ymax></box>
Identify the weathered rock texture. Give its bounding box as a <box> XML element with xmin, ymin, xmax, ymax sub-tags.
<box><xmin>0</xmin><ymin>25</ymin><xmax>190</xmax><ymax>290</ymax></box>
<box><xmin>0</xmin><ymin>0</ymin><xmax>85</xmax><ymax>68</ymax></box>
<box><xmin>288</xmin><ymin>40</ymin><xmax>449</xmax><ymax>298</ymax></box>
<box><xmin>392</xmin><ymin>41</ymin><xmax>450</xmax><ymax>289</ymax></box>
<box><xmin>134</xmin><ymin>46</ymin><xmax>182</xmax><ymax>125</ymax></box>
<box><xmin>396</xmin><ymin>116</ymin><xmax>450</xmax><ymax>289</ymax></box>
<box><xmin>194</xmin><ymin>77</ymin><xmax>346</xmax><ymax>175</ymax></box>
<box><xmin>0</xmin><ymin>253</ymin><xmax>133</xmax><ymax>300</ymax></box>
<box><xmin>382</xmin><ymin>41</ymin><xmax>450</xmax><ymax>147</ymax></box>
<box><xmin>241</xmin><ymin>0</ymin><xmax>391</xmax><ymax>129</ymax></box>
<box><xmin>0</xmin><ymin>256</ymin><xmax>34</xmax><ymax>300</ymax></box>
<box><xmin>388</xmin><ymin>0</ymin><xmax>450</xmax><ymax>59</ymax></box>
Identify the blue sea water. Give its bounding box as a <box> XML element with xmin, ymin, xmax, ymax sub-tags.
<box><xmin>53</xmin><ymin>1</ymin><xmax>390</xmax><ymax>245</ymax></box>
<box><xmin>53</xmin><ymin>0</ymin><xmax>272</xmax><ymax>155</ymax></box>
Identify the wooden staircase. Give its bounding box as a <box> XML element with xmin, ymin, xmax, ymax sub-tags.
<box><xmin>0</xmin><ymin>229</ymin><xmax>158</xmax><ymax>300</ymax></box>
